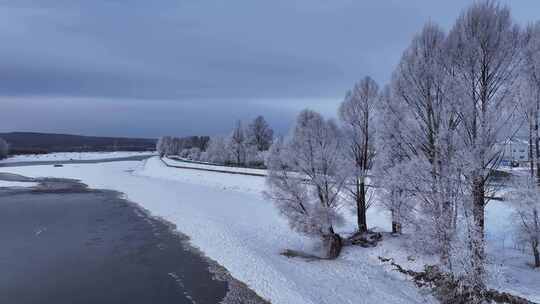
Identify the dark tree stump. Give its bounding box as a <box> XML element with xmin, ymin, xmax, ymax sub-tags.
<box><xmin>322</xmin><ymin>233</ymin><xmax>342</xmax><ymax>259</ymax></box>
<box><xmin>346</xmin><ymin>231</ymin><xmax>382</xmax><ymax>247</ymax></box>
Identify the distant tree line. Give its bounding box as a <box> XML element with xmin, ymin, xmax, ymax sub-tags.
<box><xmin>157</xmin><ymin>115</ymin><xmax>273</xmax><ymax>168</ymax></box>
<box><xmin>0</xmin><ymin>138</ymin><xmax>8</xmax><ymax>159</ymax></box>
<box><xmin>156</xmin><ymin>135</ymin><xmax>210</xmax><ymax>157</ymax></box>
<box><xmin>0</xmin><ymin>132</ymin><xmax>156</xmax><ymax>154</ymax></box>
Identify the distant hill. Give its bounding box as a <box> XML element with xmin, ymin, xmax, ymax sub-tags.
<box><xmin>0</xmin><ymin>132</ymin><xmax>156</xmax><ymax>154</ymax></box>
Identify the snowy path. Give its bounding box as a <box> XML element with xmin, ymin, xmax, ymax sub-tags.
<box><xmin>0</xmin><ymin>157</ymin><xmax>436</xmax><ymax>303</ymax></box>
<box><xmin>163</xmin><ymin>157</ymin><xmax>268</xmax><ymax>176</ymax></box>
<box><xmin>161</xmin><ymin>157</ymin><xmax>267</xmax><ymax>177</ymax></box>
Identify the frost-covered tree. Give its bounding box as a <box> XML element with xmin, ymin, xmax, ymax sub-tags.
<box><xmin>228</xmin><ymin>120</ymin><xmax>246</xmax><ymax>165</ymax></box>
<box><xmin>338</xmin><ymin>76</ymin><xmax>379</xmax><ymax>233</ymax></box>
<box><xmin>178</xmin><ymin>147</ymin><xmax>200</xmax><ymax>160</ymax></box>
<box><xmin>392</xmin><ymin>22</ymin><xmax>462</xmax><ymax>268</ymax></box>
<box><xmin>446</xmin><ymin>0</ymin><xmax>523</xmax><ymax>285</ymax></box>
<box><xmin>204</xmin><ymin>136</ymin><xmax>230</xmax><ymax>164</ymax></box>
<box><xmin>247</xmin><ymin>115</ymin><xmax>274</xmax><ymax>151</ymax></box>
<box><xmin>156</xmin><ymin>136</ymin><xmax>164</xmax><ymax>156</ymax></box>
<box><xmin>156</xmin><ymin>136</ymin><xmax>172</xmax><ymax>157</ymax></box>
<box><xmin>265</xmin><ymin>110</ymin><xmax>347</xmax><ymax>259</ymax></box>
<box><xmin>375</xmin><ymin>86</ymin><xmax>411</xmax><ymax>235</ymax></box>
<box><xmin>170</xmin><ymin>138</ymin><xmax>182</xmax><ymax>155</ymax></box>
<box><xmin>0</xmin><ymin>138</ymin><xmax>9</xmax><ymax>159</ymax></box>
<box><xmin>186</xmin><ymin>147</ymin><xmax>201</xmax><ymax>160</ymax></box>
<box><xmin>522</xmin><ymin>22</ymin><xmax>540</xmax><ymax>183</ymax></box>
<box><xmin>245</xmin><ymin>144</ymin><xmax>264</xmax><ymax>167</ymax></box>
<box><xmin>507</xmin><ymin>175</ymin><xmax>540</xmax><ymax>268</ymax></box>
<box><xmin>179</xmin><ymin>148</ymin><xmax>190</xmax><ymax>158</ymax></box>
<box><xmin>157</xmin><ymin>135</ymin><xmax>210</xmax><ymax>157</ymax></box>
<box><xmin>511</xmin><ymin>27</ymin><xmax>540</xmax><ymax>267</ymax></box>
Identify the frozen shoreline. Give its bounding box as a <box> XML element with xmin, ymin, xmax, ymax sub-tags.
<box><xmin>0</xmin><ymin>151</ymin><xmax>155</xmax><ymax>164</ymax></box>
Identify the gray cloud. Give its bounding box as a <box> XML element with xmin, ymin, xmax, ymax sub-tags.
<box><xmin>0</xmin><ymin>0</ymin><xmax>538</xmax><ymax>137</ymax></box>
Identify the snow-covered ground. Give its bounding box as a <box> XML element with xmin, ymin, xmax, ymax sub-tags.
<box><xmin>0</xmin><ymin>151</ymin><xmax>155</xmax><ymax>163</ymax></box>
<box><xmin>484</xmin><ymin>200</ymin><xmax>540</xmax><ymax>301</ymax></box>
<box><xmin>0</xmin><ymin>156</ymin><xmax>538</xmax><ymax>303</ymax></box>
<box><xmin>0</xmin><ymin>180</ymin><xmax>38</xmax><ymax>187</ymax></box>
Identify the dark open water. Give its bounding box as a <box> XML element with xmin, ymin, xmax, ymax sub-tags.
<box><xmin>0</xmin><ymin>175</ymin><xmax>266</xmax><ymax>304</ymax></box>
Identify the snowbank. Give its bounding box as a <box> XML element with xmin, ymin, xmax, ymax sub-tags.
<box><xmin>0</xmin><ymin>151</ymin><xmax>155</xmax><ymax>163</ymax></box>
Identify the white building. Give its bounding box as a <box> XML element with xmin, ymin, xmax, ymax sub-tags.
<box><xmin>500</xmin><ymin>138</ymin><xmax>529</xmax><ymax>166</ymax></box>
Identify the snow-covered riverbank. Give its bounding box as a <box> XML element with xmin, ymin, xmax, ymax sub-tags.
<box><xmin>1</xmin><ymin>156</ymin><xmax>538</xmax><ymax>303</ymax></box>
<box><xmin>0</xmin><ymin>180</ymin><xmax>38</xmax><ymax>187</ymax></box>
<box><xmin>0</xmin><ymin>151</ymin><xmax>155</xmax><ymax>164</ymax></box>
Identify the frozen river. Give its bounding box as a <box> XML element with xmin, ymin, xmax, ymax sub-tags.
<box><xmin>0</xmin><ymin>174</ymin><xmax>264</xmax><ymax>304</ymax></box>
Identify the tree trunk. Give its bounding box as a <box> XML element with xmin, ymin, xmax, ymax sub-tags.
<box><xmin>533</xmin><ymin>242</ymin><xmax>540</xmax><ymax>268</ymax></box>
<box><xmin>357</xmin><ymin>179</ymin><xmax>368</xmax><ymax>233</ymax></box>
<box><xmin>535</xmin><ymin>97</ymin><xmax>540</xmax><ymax>184</ymax></box>
<box><xmin>391</xmin><ymin>208</ymin><xmax>401</xmax><ymax>234</ymax></box>
<box><xmin>471</xmin><ymin>176</ymin><xmax>486</xmax><ymax>285</ymax></box>
<box><xmin>472</xmin><ymin>177</ymin><xmax>485</xmax><ymax>239</ymax></box>
<box><xmin>529</xmin><ymin>118</ymin><xmax>535</xmax><ymax>179</ymax></box>
<box><xmin>322</xmin><ymin>232</ymin><xmax>342</xmax><ymax>259</ymax></box>
<box><xmin>440</xmin><ymin>195</ymin><xmax>455</xmax><ymax>269</ymax></box>
<box><xmin>392</xmin><ymin>221</ymin><xmax>401</xmax><ymax>234</ymax></box>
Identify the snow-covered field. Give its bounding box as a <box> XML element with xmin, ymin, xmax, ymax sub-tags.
<box><xmin>0</xmin><ymin>151</ymin><xmax>156</xmax><ymax>163</ymax></box>
<box><xmin>0</xmin><ymin>156</ymin><xmax>538</xmax><ymax>303</ymax></box>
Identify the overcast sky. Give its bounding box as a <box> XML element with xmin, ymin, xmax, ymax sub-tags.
<box><xmin>0</xmin><ymin>0</ymin><xmax>538</xmax><ymax>138</ymax></box>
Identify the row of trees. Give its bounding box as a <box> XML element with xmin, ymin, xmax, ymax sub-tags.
<box><xmin>224</xmin><ymin>116</ymin><xmax>274</xmax><ymax>166</ymax></box>
<box><xmin>265</xmin><ymin>1</ymin><xmax>539</xmax><ymax>299</ymax></box>
<box><xmin>157</xmin><ymin>115</ymin><xmax>274</xmax><ymax>168</ymax></box>
<box><xmin>156</xmin><ymin>135</ymin><xmax>210</xmax><ymax>157</ymax></box>
<box><xmin>510</xmin><ymin>21</ymin><xmax>540</xmax><ymax>269</ymax></box>
<box><xmin>0</xmin><ymin>138</ymin><xmax>8</xmax><ymax>159</ymax></box>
